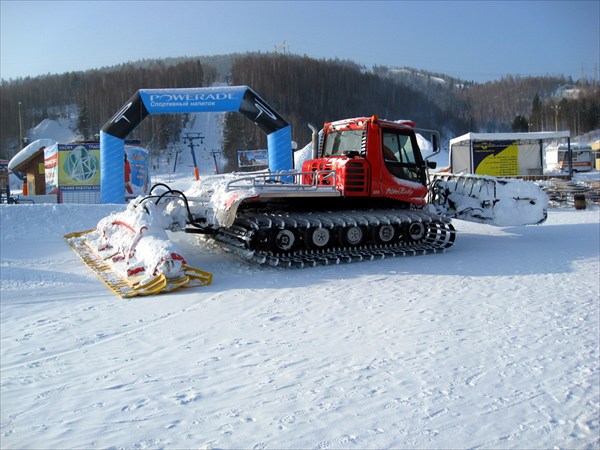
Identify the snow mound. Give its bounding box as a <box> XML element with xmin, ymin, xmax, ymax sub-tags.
<box><xmin>27</xmin><ymin>117</ymin><xmax>80</xmax><ymax>144</ymax></box>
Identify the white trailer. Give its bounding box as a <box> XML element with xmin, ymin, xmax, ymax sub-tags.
<box><xmin>448</xmin><ymin>131</ymin><xmax>570</xmax><ymax>177</ymax></box>
<box><xmin>546</xmin><ymin>143</ymin><xmax>593</xmax><ymax>172</ymax></box>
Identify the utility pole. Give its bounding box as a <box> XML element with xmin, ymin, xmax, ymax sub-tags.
<box><xmin>182</xmin><ymin>133</ymin><xmax>205</xmax><ymax>180</ymax></box>
<box><xmin>551</xmin><ymin>104</ymin><xmax>561</xmax><ymax>132</ymax></box>
<box><xmin>18</xmin><ymin>102</ymin><xmax>23</xmax><ymax>148</ymax></box>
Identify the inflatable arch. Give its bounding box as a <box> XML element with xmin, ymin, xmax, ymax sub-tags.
<box><xmin>100</xmin><ymin>85</ymin><xmax>292</xmax><ymax>203</ymax></box>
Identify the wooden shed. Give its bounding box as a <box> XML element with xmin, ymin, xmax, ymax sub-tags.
<box><xmin>8</xmin><ymin>139</ymin><xmax>56</xmax><ymax>196</ymax></box>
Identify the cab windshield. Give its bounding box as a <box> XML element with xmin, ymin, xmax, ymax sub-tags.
<box><xmin>323</xmin><ymin>129</ymin><xmax>364</xmax><ymax>157</ymax></box>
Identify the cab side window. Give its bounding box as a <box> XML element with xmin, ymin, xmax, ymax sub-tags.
<box><xmin>383</xmin><ymin>134</ymin><xmax>400</xmax><ymax>162</ymax></box>
<box><xmin>382</xmin><ymin>131</ymin><xmax>421</xmax><ymax>183</ymax></box>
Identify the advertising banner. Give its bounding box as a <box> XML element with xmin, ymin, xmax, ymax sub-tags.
<box><xmin>58</xmin><ymin>144</ymin><xmax>101</xmax><ymax>186</ymax></box>
<box><xmin>43</xmin><ymin>142</ymin><xmax>149</xmax><ymax>203</ymax></box>
<box><xmin>140</xmin><ymin>86</ymin><xmax>247</xmax><ymax>115</ymax></box>
<box><xmin>473</xmin><ymin>140</ymin><xmax>519</xmax><ymax>176</ymax></box>
<box><xmin>124</xmin><ymin>145</ymin><xmax>149</xmax><ymax>195</ymax></box>
<box><xmin>44</xmin><ymin>144</ymin><xmax>59</xmax><ymax>194</ymax></box>
<box><xmin>238</xmin><ymin>149</ymin><xmax>269</xmax><ymax>168</ymax></box>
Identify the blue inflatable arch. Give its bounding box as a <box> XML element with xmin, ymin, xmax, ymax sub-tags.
<box><xmin>100</xmin><ymin>85</ymin><xmax>292</xmax><ymax>203</ymax></box>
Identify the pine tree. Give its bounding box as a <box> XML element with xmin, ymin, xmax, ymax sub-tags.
<box><xmin>511</xmin><ymin>114</ymin><xmax>529</xmax><ymax>132</ymax></box>
<box><xmin>77</xmin><ymin>101</ymin><xmax>92</xmax><ymax>140</ymax></box>
<box><xmin>530</xmin><ymin>94</ymin><xmax>542</xmax><ymax>131</ymax></box>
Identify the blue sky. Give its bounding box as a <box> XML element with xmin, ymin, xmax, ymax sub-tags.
<box><xmin>1</xmin><ymin>0</ymin><xmax>598</xmax><ymax>83</ymax></box>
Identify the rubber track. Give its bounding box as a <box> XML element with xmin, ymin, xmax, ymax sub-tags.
<box><xmin>212</xmin><ymin>208</ymin><xmax>456</xmax><ymax>268</ymax></box>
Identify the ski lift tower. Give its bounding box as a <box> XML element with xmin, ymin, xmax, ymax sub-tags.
<box><xmin>210</xmin><ymin>149</ymin><xmax>222</xmax><ymax>174</ymax></box>
<box><xmin>170</xmin><ymin>145</ymin><xmax>183</xmax><ymax>173</ymax></box>
<box><xmin>182</xmin><ymin>132</ymin><xmax>205</xmax><ymax>180</ymax></box>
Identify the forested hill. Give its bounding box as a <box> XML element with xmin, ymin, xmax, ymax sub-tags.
<box><xmin>1</xmin><ymin>52</ymin><xmax>598</xmax><ymax>164</ymax></box>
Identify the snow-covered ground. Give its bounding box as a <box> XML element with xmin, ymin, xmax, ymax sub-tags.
<box><xmin>1</xmin><ymin>193</ymin><xmax>599</xmax><ymax>450</ymax></box>
<box><xmin>1</xmin><ymin>116</ymin><xmax>599</xmax><ymax>449</ymax></box>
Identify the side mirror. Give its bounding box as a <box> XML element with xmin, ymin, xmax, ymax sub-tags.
<box><xmin>427</xmin><ymin>161</ymin><xmax>437</xmax><ymax>169</ymax></box>
<box><xmin>431</xmin><ymin>133</ymin><xmax>439</xmax><ymax>153</ymax></box>
<box><xmin>414</xmin><ymin>127</ymin><xmax>441</xmax><ymax>160</ymax></box>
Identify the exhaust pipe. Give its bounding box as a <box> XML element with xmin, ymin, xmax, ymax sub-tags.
<box><xmin>308</xmin><ymin>123</ymin><xmax>319</xmax><ymax>159</ymax></box>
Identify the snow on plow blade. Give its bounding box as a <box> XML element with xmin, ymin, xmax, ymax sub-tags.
<box><xmin>64</xmin><ymin>209</ymin><xmax>212</xmax><ymax>298</ymax></box>
<box><xmin>430</xmin><ymin>174</ymin><xmax>548</xmax><ymax>226</ymax></box>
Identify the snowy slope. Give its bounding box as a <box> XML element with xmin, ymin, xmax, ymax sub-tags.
<box><xmin>27</xmin><ymin>117</ymin><xmax>81</xmax><ymax>145</ymax></box>
<box><xmin>148</xmin><ymin>112</ymin><xmax>225</xmax><ymax>190</ymax></box>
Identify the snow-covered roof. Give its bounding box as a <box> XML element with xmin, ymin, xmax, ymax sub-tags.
<box><xmin>450</xmin><ymin>131</ymin><xmax>570</xmax><ymax>146</ymax></box>
<box><xmin>8</xmin><ymin>139</ymin><xmax>57</xmax><ymax>171</ymax></box>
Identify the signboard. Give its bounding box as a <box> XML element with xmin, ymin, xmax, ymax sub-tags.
<box><xmin>139</xmin><ymin>87</ymin><xmax>247</xmax><ymax>115</ymax></box>
<box><xmin>238</xmin><ymin>149</ymin><xmax>268</xmax><ymax>168</ymax></box>
<box><xmin>473</xmin><ymin>141</ymin><xmax>519</xmax><ymax>176</ymax></box>
<box><xmin>58</xmin><ymin>144</ymin><xmax>101</xmax><ymax>187</ymax></box>
<box><xmin>124</xmin><ymin>145</ymin><xmax>149</xmax><ymax>195</ymax></box>
<box><xmin>44</xmin><ymin>144</ymin><xmax>101</xmax><ymax>193</ymax></box>
<box><xmin>43</xmin><ymin>143</ymin><xmax>149</xmax><ymax>203</ymax></box>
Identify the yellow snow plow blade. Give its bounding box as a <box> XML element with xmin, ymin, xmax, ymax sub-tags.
<box><xmin>65</xmin><ymin>230</ymin><xmax>212</xmax><ymax>298</ymax></box>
